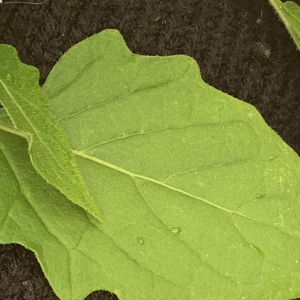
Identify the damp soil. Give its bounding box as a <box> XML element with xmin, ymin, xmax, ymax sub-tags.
<box><xmin>0</xmin><ymin>0</ymin><xmax>300</xmax><ymax>299</ymax></box>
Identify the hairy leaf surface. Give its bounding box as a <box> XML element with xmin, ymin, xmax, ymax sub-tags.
<box><xmin>269</xmin><ymin>0</ymin><xmax>300</xmax><ymax>50</ymax></box>
<box><xmin>0</xmin><ymin>46</ymin><xmax>103</xmax><ymax>222</ymax></box>
<box><xmin>1</xmin><ymin>29</ymin><xmax>300</xmax><ymax>300</ymax></box>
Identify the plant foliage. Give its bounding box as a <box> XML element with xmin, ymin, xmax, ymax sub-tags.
<box><xmin>0</xmin><ymin>16</ymin><xmax>300</xmax><ymax>300</ymax></box>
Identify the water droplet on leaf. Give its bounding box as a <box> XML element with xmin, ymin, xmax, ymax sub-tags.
<box><xmin>250</xmin><ymin>243</ymin><xmax>265</xmax><ymax>257</ymax></box>
<box><xmin>137</xmin><ymin>237</ymin><xmax>145</xmax><ymax>245</ymax></box>
<box><xmin>171</xmin><ymin>227</ymin><xmax>181</xmax><ymax>234</ymax></box>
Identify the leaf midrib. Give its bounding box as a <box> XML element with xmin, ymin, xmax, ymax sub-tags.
<box><xmin>73</xmin><ymin>149</ymin><xmax>242</xmax><ymax>216</ymax></box>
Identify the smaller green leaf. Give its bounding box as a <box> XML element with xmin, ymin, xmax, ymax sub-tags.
<box><xmin>269</xmin><ymin>0</ymin><xmax>300</xmax><ymax>50</ymax></box>
<box><xmin>0</xmin><ymin>45</ymin><xmax>103</xmax><ymax>222</ymax></box>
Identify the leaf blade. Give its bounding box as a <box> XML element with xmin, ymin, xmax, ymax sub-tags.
<box><xmin>43</xmin><ymin>29</ymin><xmax>300</xmax><ymax>299</ymax></box>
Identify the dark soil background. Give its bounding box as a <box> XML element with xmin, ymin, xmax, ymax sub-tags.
<box><xmin>0</xmin><ymin>0</ymin><xmax>300</xmax><ymax>299</ymax></box>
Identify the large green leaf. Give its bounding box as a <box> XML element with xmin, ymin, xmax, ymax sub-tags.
<box><xmin>269</xmin><ymin>0</ymin><xmax>300</xmax><ymax>50</ymax></box>
<box><xmin>1</xmin><ymin>29</ymin><xmax>300</xmax><ymax>300</ymax></box>
<box><xmin>0</xmin><ymin>45</ymin><xmax>103</xmax><ymax>222</ymax></box>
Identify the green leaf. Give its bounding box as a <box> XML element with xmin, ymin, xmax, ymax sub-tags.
<box><xmin>0</xmin><ymin>45</ymin><xmax>103</xmax><ymax>222</ymax></box>
<box><xmin>269</xmin><ymin>0</ymin><xmax>300</xmax><ymax>50</ymax></box>
<box><xmin>2</xmin><ymin>29</ymin><xmax>300</xmax><ymax>300</ymax></box>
